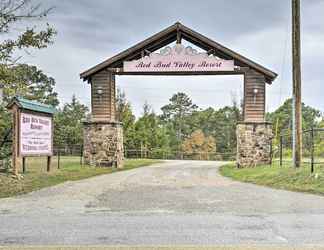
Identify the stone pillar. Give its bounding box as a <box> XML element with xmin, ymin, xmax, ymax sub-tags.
<box><xmin>236</xmin><ymin>122</ymin><xmax>273</xmax><ymax>168</ymax></box>
<box><xmin>83</xmin><ymin>120</ymin><xmax>124</xmax><ymax>168</ymax></box>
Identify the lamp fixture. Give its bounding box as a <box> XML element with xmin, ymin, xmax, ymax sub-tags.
<box><xmin>253</xmin><ymin>88</ymin><xmax>258</xmax><ymax>104</ymax></box>
<box><xmin>96</xmin><ymin>86</ymin><xmax>103</xmax><ymax>96</ymax></box>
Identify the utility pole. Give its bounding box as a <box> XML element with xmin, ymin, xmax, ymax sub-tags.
<box><xmin>292</xmin><ymin>0</ymin><xmax>302</xmax><ymax>168</ymax></box>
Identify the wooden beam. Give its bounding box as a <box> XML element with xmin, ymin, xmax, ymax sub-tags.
<box><xmin>292</xmin><ymin>0</ymin><xmax>302</xmax><ymax>168</ymax></box>
<box><xmin>176</xmin><ymin>28</ymin><xmax>182</xmax><ymax>44</ymax></box>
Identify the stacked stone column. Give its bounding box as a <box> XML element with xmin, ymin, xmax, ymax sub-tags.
<box><xmin>236</xmin><ymin>122</ymin><xmax>273</xmax><ymax>167</ymax></box>
<box><xmin>83</xmin><ymin>120</ymin><xmax>123</xmax><ymax>167</ymax></box>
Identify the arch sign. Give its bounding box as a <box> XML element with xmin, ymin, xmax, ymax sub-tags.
<box><xmin>124</xmin><ymin>44</ymin><xmax>234</xmax><ymax>72</ymax></box>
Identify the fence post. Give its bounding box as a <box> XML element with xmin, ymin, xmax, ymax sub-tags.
<box><xmin>22</xmin><ymin>157</ymin><xmax>26</xmax><ymax>173</ymax></box>
<box><xmin>279</xmin><ymin>135</ymin><xmax>283</xmax><ymax>167</ymax></box>
<box><xmin>311</xmin><ymin>127</ymin><xmax>314</xmax><ymax>173</ymax></box>
<box><xmin>270</xmin><ymin>140</ymin><xmax>273</xmax><ymax>166</ymax></box>
<box><xmin>80</xmin><ymin>145</ymin><xmax>83</xmax><ymax>166</ymax></box>
<box><xmin>57</xmin><ymin>148</ymin><xmax>60</xmax><ymax>169</ymax></box>
<box><xmin>140</xmin><ymin>142</ymin><xmax>143</xmax><ymax>159</ymax></box>
<box><xmin>47</xmin><ymin>156</ymin><xmax>51</xmax><ymax>172</ymax></box>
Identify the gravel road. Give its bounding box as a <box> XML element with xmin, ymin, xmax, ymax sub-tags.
<box><xmin>1</xmin><ymin>160</ymin><xmax>324</xmax><ymax>245</ymax></box>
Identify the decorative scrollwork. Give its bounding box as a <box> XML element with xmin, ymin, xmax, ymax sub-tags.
<box><xmin>153</xmin><ymin>44</ymin><xmax>210</xmax><ymax>57</ymax></box>
<box><xmin>159</xmin><ymin>46</ymin><xmax>172</xmax><ymax>56</ymax></box>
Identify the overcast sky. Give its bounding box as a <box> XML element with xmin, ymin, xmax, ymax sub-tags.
<box><xmin>23</xmin><ymin>0</ymin><xmax>324</xmax><ymax>117</ymax></box>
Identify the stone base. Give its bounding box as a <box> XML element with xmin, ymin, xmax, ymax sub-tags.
<box><xmin>83</xmin><ymin>120</ymin><xmax>124</xmax><ymax>168</ymax></box>
<box><xmin>236</xmin><ymin>122</ymin><xmax>273</xmax><ymax>168</ymax></box>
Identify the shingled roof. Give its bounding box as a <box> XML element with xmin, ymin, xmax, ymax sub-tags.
<box><xmin>80</xmin><ymin>22</ymin><xmax>277</xmax><ymax>84</ymax></box>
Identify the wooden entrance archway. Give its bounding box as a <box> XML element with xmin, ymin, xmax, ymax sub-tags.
<box><xmin>80</xmin><ymin>22</ymin><xmax>277</xmax><ymax>167</ymax></box>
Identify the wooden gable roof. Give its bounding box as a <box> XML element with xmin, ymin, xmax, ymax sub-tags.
<box><xmin>80</xmin><ymin>22</ymin><xmax>277</xmax><ymax>84</ymax></box>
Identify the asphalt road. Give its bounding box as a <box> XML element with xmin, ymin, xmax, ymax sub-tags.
<box><xmin>1</xmin><ymin>160</ymin><xmax>324</xmax><ymax>246</ymax></box>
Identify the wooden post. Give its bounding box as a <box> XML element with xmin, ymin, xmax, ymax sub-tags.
<box><xmin>140</xmin><ymin>142</ymin><xmax>143</xmax><ymax>159</ymax></box>
<box><xmin>12</xmin><ymin>106</ymin><xmax>19</xmax><ymax>176</ymax></box>
<box><xmin>279</xmin><ymin>135</ymin><xmax>283</xmax><ymax>167</ymax></box>
<box><xmin>176</xmin><ymin>29</ymin><xmax>181</xmax><ymax>44</ymax></box>
<box><xmin>176</xmin><ymin>22</ymin><xmax>182</xmax><ymax>44</ymax></box>
<box><xmin>292</xmin><ymin>0</ymin><xmax>302</xmax><ymax>168</ymax></box>
<box><xmin>57</xmin><ymin>149</ymin><xmax>60</xmax><ymax>169</ymax></box>
<box><xmin>80</xmin><ymin>145</ymin><xmax>83</xmax><ymax>166</ymax></box>
<box><xmin>311</xmin><ymin>127</ymin><xmax>314</xmax><ymax>173</ymax></box>
<box><xmin>22</xmin><ymin>157</ymin><xmax>26</xmax><ymax>173</ymax></box>
<box><xmin>270</xmin><ymin>141</ymin><xmax>273</xmax><ymax>166</ymax></box>
<box><xmin>47</xmin><ymin>156</ymin><xmax>51</xmax><ymax>172</ymax></box>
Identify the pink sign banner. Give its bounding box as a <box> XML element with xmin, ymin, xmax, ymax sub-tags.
<box><xmin>124</xmin><ymin>44</ymin><xmax>234</xmax><ymax>72</ymax></box>
<box><xmin>19</xmin><ymin>112</ymin><xmax>53</xmax><ymax>156</ymax></box>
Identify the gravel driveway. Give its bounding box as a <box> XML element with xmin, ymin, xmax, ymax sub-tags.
<box><xmin>1</xmin><ymin>160</ymin><xmax>324</xmax><ymax>245</ymax></box>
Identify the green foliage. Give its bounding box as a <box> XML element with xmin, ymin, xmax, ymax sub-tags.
<box><xmin>189</xmin><ymin>105</ymin><xmax>241</xmax><ymax>155</ymax></box>
<box><xmin>119</xmin><ymin>91</ymin><xmax>241</xmax><ymax>158</ymax></box>
<box><xmin>115</xmin><ymin>91</ymin><xmax>324</xmax><ymax>161</ymax></box>
<box><xmin>54</xmin><ymin>96</ymin><xmax>89</xmax><ymax>147</ymax></box>
<box><xmin>0</xmin><ymin>105</ymin><xmax>12</xmax><ymax>162</ymax></box>
<box><xmin>133</xmin><ymin>102</ymin><xmax>169</xmax><ymax>150</ymax></box>
<box><xmin>0</xmin><ymin>0</ymin><xmax>56</xmax><ymax>65</ymax></box>
<box><xmin>267</xmin><ymin>98</ymin><xmax>322</xmax><ymax>149</ymax></box>
<box><xmin>0</xmin><ymin>0</ymin><xmax>58</xmax><ymax>113</ymax></box>
<box><xmin>0</xmin><ymin>0</ymin><xmax>57</xmax><ymax>156</ymax></box>
<box><xmin>0</xmin><ymin>105</ymin><xmax>11</xmax><ymax>137</ymax></box>
<box><xmin>161</xmin><ymin>92</ymin><xmax>198</xmax><ymax>149</ymax></box>
<box><xmin>116</xmin><ymin>89</ymin><xmax>136</xmax><ymax>149</ymax></box>
<box><xmin>2</xmin><ymin>64</ymin><xmax>59</xmax><ymax>106</ymax></box>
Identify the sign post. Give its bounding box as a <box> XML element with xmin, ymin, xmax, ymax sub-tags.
<box><xmin>11</xmin><ymin>105</ymin><xmax>20</xmax><ymax>176</ymax></box>
<box><xmin>7</xmin><ymin>97</ymin><xmax>55</xmax><ymax>176</ymax></box>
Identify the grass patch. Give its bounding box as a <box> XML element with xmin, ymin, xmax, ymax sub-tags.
<box><xmin>0</xmin><ymin>157</ymin><xmax>160</xmax><ymax>198</ymax></box>
<box><xmin>219</xmin><ymin>161</ymin><xmax>324</xmax><ymax>196</ymax></box>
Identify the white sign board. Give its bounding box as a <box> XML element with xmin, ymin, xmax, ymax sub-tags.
<box><xmin>19</xmin><ymin>112</ymin><xmax>53</xmax><ymax>156</ymax></box>
<box><xmin>124</xmin><ymin>44</ymin><xmax>234</xmax><ymax>72</ymax></box>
